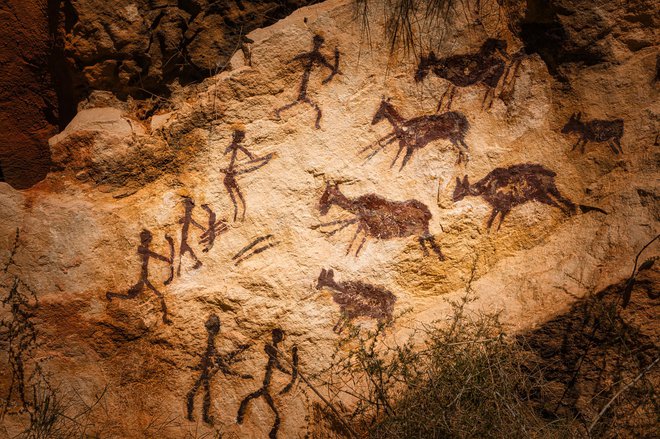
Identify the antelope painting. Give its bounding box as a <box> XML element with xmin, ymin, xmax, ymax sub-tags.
<box><xmin>313</xmin><ymin>182</ymin><xmax>444</xmax><ymax>260</ymax></box>
<box><xmin>452</xmin><ymin>163</ymin><xmax>607</xmax><ymax>230</ymax></box>
<box><xmin>364</xmin><ymin>97</ymin><xmax>471</xmax><ymax>168</ymax></box>
<box><xmin>316</xmin><ymin>268</ymin><xmax>397</xmax><ymax>333</ymax></box>
<box><xmin>561</xmin><ymin>112</ymin><xmax>624</xmax><ymax>154</ymax></box>
<box><xmin>415</xmin><ymin>38</ymin><xmax>522</xmax><ymax>110</ymax></box>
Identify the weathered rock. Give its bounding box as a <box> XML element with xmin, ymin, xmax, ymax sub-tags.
<box><xmin>0</xmin><ymin>0</ymin><xmax>658</xmax><ymax>437</ymax></box>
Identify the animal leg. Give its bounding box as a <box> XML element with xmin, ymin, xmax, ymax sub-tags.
<box><xmin>496</xmin><ymin>209</ymin><xmax>510</xmax><ymax>231</ymax></box>
<box><xmin>346</xmin><ymin>224</ymin><xmax>364</xmax><ymax>255</ymax></box>
<box><xmin>446</xmin><ymin>86</ymin><xmax>456</xmax><ymax>110</ymax></box>
<box><xmin>399</xmin><ymin>147</ymin><xmax>415</xmax><ymax>170</ymax></box>
<box><xmin>354</xmin><ymin>234</ymin><xmax>368</xmax><ymax>257</ymax></box>
<box><xmin>481</xmin><ymin>87</ymin><xmax>494</xmax><ymax>110</ymax></box>
<box><xmin>422</xmin><ymin>234</ymin><xmax>445</xmax><ymax>261</ymax></box>
<box><xmin>418</xmin><ymin>236</ymin><xmax>429</xmax><ymax>256</ymax></box>
<box><xmin>606</xmin><ymin>141</ymin><xmax>619</xmax><ymax>155</ymax></box>
<box><xmin>580</xmin><ymin>139</ymin><xmax>588</xmax><ymax>154</ymax></box>
<box><xmin>390</xmin><ymin>141</ymin><xmax>406</xmax><ymax>169</ymax></box>
<box><xmin>613</xmin><ymin>137</ymin><xmax>623</xmax><ymax>154</ymax></box>
<box><xmin>437</xmin><ymin>86</ymin><xmax>450</xmax><ymax>112</ymax></box>
<box><xmin>571</xmin><ymin>138</ymin><xmax>582</xmax><ymax>152</ymax></box>
<box><xmin>486</xmin><ymin>208</ymin><xmax>500</xmax><ymax>231</ymax></box>
<box><xmin>363</xmin><ymin>135</ymin><xmax>397</xmax><ymax>162</ymax></box>
<box><xmin>333</xmin><ymin>315</ymin><xmax>348</xmax><ymax>333</ymax></box>
<box><xmin>546</xmin><ymin>186</ymin><xmax>576</xmax><ymax>215</ymax></box>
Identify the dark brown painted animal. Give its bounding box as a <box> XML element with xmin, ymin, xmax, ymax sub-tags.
<box><xmin>365</xmin><ymin>98</ymin><xmax>470</xmax><ymax>167</ymax></box>
<box><xmin>415</xmin><ymin>39</ymin><xmax>521</xmax><ymax>110</ymax></box>
<box><xmin>314</xmin><ymin>182</ymin><xmax>444</xmax><ymax>260</ymax></box>
<box><xmin>316</xmin><ymin>268</ymin><xmax>397</xmax><ymax>333</ymax></box>
<box><xmin>561</xmin><ymin>112</ymin><xmax>624</xmax><ymax>154</ymax></box>
<box><xmin>452</xmin><ymin>163</ymin><xmax>607</xmax><ymax>230</ymax></box>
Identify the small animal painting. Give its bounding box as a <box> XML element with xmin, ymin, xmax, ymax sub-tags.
<box><xmin>415</xmin><ymin>39</ymin><xmax>522</xmax><ymax>110</ymax></box>
<box><xmin>561</xmin><ymin>112</ymin><xmax>624</xmax><ymax>154</ymax></box>
<box><xmin>275</xmin><ymin>34</ymin><xmax>340</xmax><ymax>129</ymax></box>
<box><xmin>365</xmin><ymin>97</ymin><xmax>470</xmax><ymax>167</ymax></box>
<box><xmin>313</xmin><ymin>182</ymin><xmax>444</xmax><ymax>260</ymax></box>
<box><xmin>316</xmin><ymin>268</ymin><xmax>396</xmax><ymax>333</ymax></box>
<box><xmin>452</xmin><ymin>163</ymin><xmax>607</xmax><ymax>230</ymax></box>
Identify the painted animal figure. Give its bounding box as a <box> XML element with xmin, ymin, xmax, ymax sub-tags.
<box><xmin>365</xmin><ymin>97</ymin><xmax>470</xmax><ymax>167</ymax></box>
<box><xmin>415</xmin><ymin>39</ymin><xmax>521</xmax><ymax>110</ymax></box>
<box><xmin>314</xmin><ymin>182</ymin><xmax>444</xmax><ymax>260</ymax></box>
<box><xmin>452</xmin><ymin>163</ymin><xmax>607</xmax><ymax>230</ymax></box>
<box><xmin>316</xmin><ymin>268</ymin><xmax>397</xmax><ymax>333</ymax></box>
<box><xmin>561</xmin><ymin>112</ymin><xmax>624</xmax><ymax>154</ymax></box>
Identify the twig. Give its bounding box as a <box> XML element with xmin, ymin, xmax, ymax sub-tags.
<box><xmin>588</xmin><ymin>357</ymin><xmax>659</xmax><ymax>433</ymax></box>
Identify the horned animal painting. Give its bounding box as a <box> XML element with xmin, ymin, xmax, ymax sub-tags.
<box><xmin>316</xmin><ymin>268</ymin><xmax>397</xmax><ymax>333</ymax></box>
<box><xmin>452</xmin><ymin>163</ymin><xmax>607</xmax><ymax>230</ymax></box>
<box><xmin>415</xmin><ymin>38</ymin><xmax>522</xmax><ymax>110</ymax></box>
<box><xmin>364</xmin><ymin>97</ymin><xmax>471</xmax><ymax>167</ymax></box>
<box><xmin>275</xmin><ymin>34</ymin><xmax>340</xmax><ymax>129</ymax></box>
<box><xmin>313</xmin><ymin>182</ymin><xmax>444</xmax><ymax>260</ymax></box>
<box><xmin>561</xmin><ymin>112</ymin><xmax>624</xmax><ymax>154</ymax></box>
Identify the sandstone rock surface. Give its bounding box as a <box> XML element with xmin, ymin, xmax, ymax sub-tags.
<box><xmin>0</xmin><ymin>0</ymin><xmax>658</xmax><ymax>437</ymax></box>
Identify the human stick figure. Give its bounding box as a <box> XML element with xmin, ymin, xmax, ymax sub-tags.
<box><xmin>106</xmin><ymin>229</ymin><xmax>174</xmax><ymax>324</ymax></box>
<box><xmin>186</xmin><ymin>314</ymin><xmax>252</xmax><ymax>425</ymax></box>
<box><xmin>236</xmin><ymin>329</ymin><xmax>299</xmax><ymax>439</ymax></box>
<box><xmin>221</xmin><ymin>129</ymin><xmax>274</xmax><ymax>222</ymax></box>
<box><xmin>177</xmin><ymin>197</ymin><xmax>226</xmax><ymax>275</ymax></box>
<box><xmin>275</xmin><ymin>34</ymin><xmax>340</xmax><ymax>129</ymax></box>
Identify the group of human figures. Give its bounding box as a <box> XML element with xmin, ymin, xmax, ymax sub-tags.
<box><xmin>186</xmin><ymin>315</ymin><xmax>299</xmax><ymax>439</ymax></box>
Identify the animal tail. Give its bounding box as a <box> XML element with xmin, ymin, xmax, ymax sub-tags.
<box><xmin>578</xmin><ymin>204</ymin><xmax>607</xmax><ymax>215</ymax></box>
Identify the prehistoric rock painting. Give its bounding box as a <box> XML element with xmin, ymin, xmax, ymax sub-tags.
<box><xmin>561</xmin><ymin>112</ymin><xmax>624</xmax><ymax>154</ymax></box>
<box><xmin>220</xmin><ymin>129</ymin><xmax>274</xmax><ymax>222</ymax></box>
<box><xmin>275</xmin><ymin>34</ymin><xmax>340</xmax><ymax>129</ymax></box>
<box><xmin>316</xmin><ymin>268</ymin><xmax>397</xmax><ymax>333</ymax></box>
<box><xmin>0</xmin><ymin>277</ymin><xmax>38</xmax><ymax>415</ymax></box>
<box><xmin>232</xmin><ymin>234</ymin><xmax>279</xmax><ymax>266</ymax></box>
<box><xmin>177</xmin><ymin>196</ymin><xmax>227</xmax><ymax>275</ymax></box>
<box><xmin>237</xmin><ymin>329</ymin><xmax>299</xmax><ymax>439</ymax></box>
<box><xmin>106</xmin><ymin>229</ymin><xmax>175</xmax><ymax>324</ymax></box>
<box><xmin>186</xmin><ymin>314</ymin><xmax>251</xmax><ymax>425</ymax></box>
<box><xmin>365</xmin><ymin>97</ymin><xmax>470</xmax><ymax>167</ymax></box>
<box><xmin>313</xmin><ymin>182</ymin><xmax>444</xmax><ymax>260</ymax></box>
<box><xmin>415</xmin><ymin>39</ymin><xmax>522</xmax><ymax>110</ymax></box>
<box><xmin>452</xmin><ymin>163</ymin><xmax>607</xmax><ymax>230</ymax></box>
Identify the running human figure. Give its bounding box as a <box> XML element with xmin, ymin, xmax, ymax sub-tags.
<box><xmin>236</xmin><ymin>329</ymin><xmax>299</xmax><ymax>439</ymax></box>
<box><xmin>275</xmin><ymin>34</ymin><xmax>340</xmax><ymax>129</ymax></box>
<box><xmin>177</xmin><ymin>196</ymin><xmax>226</xmax><ymax>275</ymax></box>
<box><xmin>221</xmin><ymin>129</ymin><xmax>273</xmax><ymax>222</ymax></box>
<box><xmin>106</xmin><ymin>229</ymin><xmax>174</xmax><ymax>324</ymax></box>
<box><xmin>186</xmin><ymin>314</ymin><xmax>251</xmax><ymax>425</ymax></box>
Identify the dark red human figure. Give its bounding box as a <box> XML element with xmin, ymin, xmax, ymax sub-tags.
<box><xmin>275</xmin><ymin>34</ymin><xmax>340</xmax><ymax>129</ymax></box>
<box><xmin>186</xmin><ymin>314</ymin><xmax>251</xmax><ymax>425</ymax></box>
<box><xmin>221</xmin><ymin>129</ymin><xmax>273</xmax><ymax>222</ymax></box>
<box><xmin>177</xmin><ymin>197</ymin><xmax>225</xmax><ymax>275</ymax></box>
<box><xmin>236</xmin><ymin>329</ymin><xmax>299</xmax><ymax>439</ymax></box>
<box><xmin>106</xmin><ymin>229</ymin><xmax>174</xmax><ymax>324</ymax></box>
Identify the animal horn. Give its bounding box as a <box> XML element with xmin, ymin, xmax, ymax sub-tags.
<box><xmin>462</xmin><ymin>175</ymin><xmax>469</xmax><ymax>186</ymax></box>
<box><xmin>576</xmin><ymin>112</ymin><xmax>582</xmax><ymax>120</ymax></box>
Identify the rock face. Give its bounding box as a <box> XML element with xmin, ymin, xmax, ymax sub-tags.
<box><xmin>0</xmin><ymin>0</ymin><xmax>658</xmax><ymax>437</ymax></box>
<box><xmin>0</xmin><ymin>0</ymin><xmax>58</xmax><ymax>189</ymax></box>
